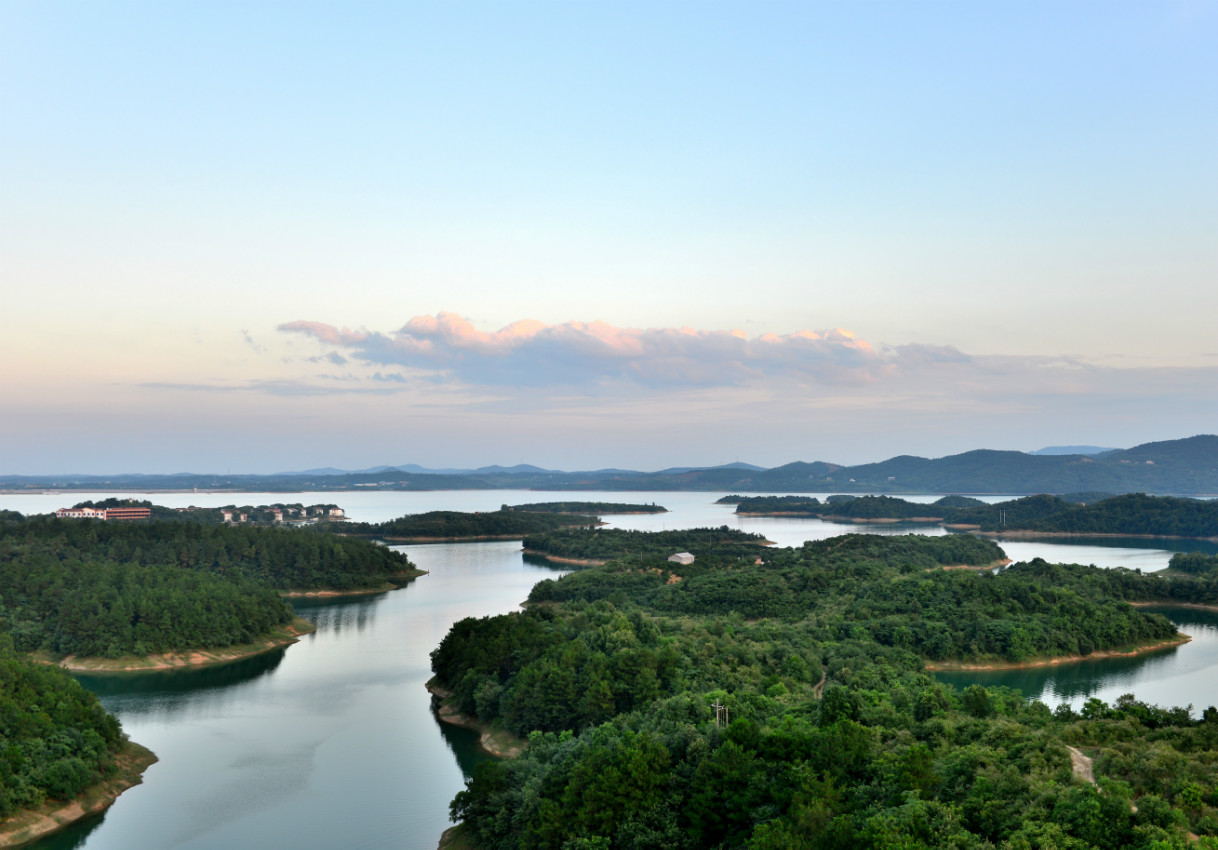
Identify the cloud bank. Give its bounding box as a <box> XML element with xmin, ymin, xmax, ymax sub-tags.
<box><xmin>278</xmin><ymin>312</ymin><xmax>966</xmax><ymax>389</ymax></box>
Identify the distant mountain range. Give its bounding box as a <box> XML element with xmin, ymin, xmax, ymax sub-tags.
<box><xmin>9</xmin><ymin>435</ymin><xmax>1218</xmax><ymax>495</ymax></box>
<box><xmin>1028</xmin><ymin>445</ymin><xmax>1120</xmax><ymax>457</ymax></box>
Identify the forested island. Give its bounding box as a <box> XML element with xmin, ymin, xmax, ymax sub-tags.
<box><xmin>503</xmin><ymin>501</ymin><xmax>667</xmax><ymax>515</ymax></box>
<box><xmin>339</xmin><ymin>509</ymin><xmax>597</xmax><ymax>542</ymax></box>
<box><xmin>433</xmin><ymin>532</ymin><xmax>1218</xmax><ymax>848</ymax></box>
<box><xmin>521</xmin><ymin>526</ymin><xmax>771</xmax><ymax>566</ymax></box>
<box><xmin>727</xmin><ymin>492</ymin><xmax>1218</xmax><ymax>540</ymax></box>
<box><xmin>0</xmin><ymin>513</ymin><xmax>421</xmax><ymax>669</ymax></box>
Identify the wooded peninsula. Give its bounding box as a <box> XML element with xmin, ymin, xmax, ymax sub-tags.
<box><xmin>0</xmin><ymin>503</ymin><xmax>427</xmax><ymax>839</ymax></box>
<box><xmin>433</xmin><ymin>531</ymin><xmax>1218</xmax><ymax>848</ymax></box>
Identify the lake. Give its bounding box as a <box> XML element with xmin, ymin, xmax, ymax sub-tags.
<box><xmin>4</xmin><ymin>490</ymin><xmax>1215</xmax><ymax>849</ymax></box>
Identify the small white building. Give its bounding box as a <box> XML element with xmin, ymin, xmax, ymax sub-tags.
<box><xmin>668</xmin><ymin>552</ymin><xmax>695</xmax><ymax>565</ymax></box>
<box><xmin>55</xmin><ymin>507</ymin><xmax>106</xmax><ymax>520</ymax></box>
<box><xmin>328</xmin><ymin>507</ymin><xmax>345</xmax><ymax>518</ymax></box>
<box><xmin>220</xmin><ymin>510</ymin><xmax>234</xmax><ymax>522</ymax></box>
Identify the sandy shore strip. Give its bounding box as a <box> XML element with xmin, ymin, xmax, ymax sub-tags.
<box><xmin>923</xmin><ymin>633</ymin><xmax>1192</xmax><ymax>672</ymax></box>
<box><xmin>521</xmin><ymin>549</ymin><xmax>608</xmax><ymax>566</ymax></box>
<box><xmin>426</xmin><ymin>679</ymin><xmax>526</xmax><ymax>759</ymax></box>
<box><xmin>35</xmin><ymin>617</ymin><xmax>318</xmax><ymax>674</ymax></box>
<box><xmin>280</xmin><ymin>572</ymin><xmax>426</xmax><ymax>598</ymax></box>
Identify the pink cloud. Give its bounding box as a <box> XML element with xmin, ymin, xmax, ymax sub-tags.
<box><xmin>278</xmin><ymin>313</ymin><xmax>961</xmax><ymax>390</ymax></box>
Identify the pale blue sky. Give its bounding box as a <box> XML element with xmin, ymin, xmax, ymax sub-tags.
<box><xmin>2</xmin><ymin>2</ymin><xmax>1216</xmax><ymax>472</ymax></box>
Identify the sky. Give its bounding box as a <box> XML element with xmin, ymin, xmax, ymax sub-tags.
<box><xmin>2</xmin><ymin>1</ymin><xmax>1216</xmax><ymax>474</ymax></box>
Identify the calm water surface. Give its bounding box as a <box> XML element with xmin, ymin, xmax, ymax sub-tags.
<box><xmin>3</xmin><ymin>490</ymin><xmax>1215</xmax><ymax>848</ymax></box>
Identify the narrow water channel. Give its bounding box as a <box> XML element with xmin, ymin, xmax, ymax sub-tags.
<box><xmin>33</xmin><ymin>541</ymin><xmax>562</xmax><ymax>850</ymax></box>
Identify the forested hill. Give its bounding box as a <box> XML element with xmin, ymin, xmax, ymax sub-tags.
<box><xmin>1005</xmin><ymin>493</ymin><xmax>1218</xmax><ymax>538</ymax></box>
<box><xmin>522</xmin><ymin>526</ymin><xmax>771</xmax><ymax>563</ymax></box>
<box><xmin>0</xmin><ymin>516</ymin><xmax>418</xmax><ymax>592</ymax></box>
<box><xmin>432</xmin><ymin>532</ymin><xmax>1218</xmax><ymax>848</ymax></box>
<box><xmin>0</xmin><ymin>639</ymin><xmax>130</xmax><ymax>817</ymax></box>
<box><xmin>340</xmin><ymin>509</ymin><xmax>596</xmax><ymax>541</ymax></box>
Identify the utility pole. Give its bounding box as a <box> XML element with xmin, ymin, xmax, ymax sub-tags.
<box><xmin>711</xmin><ymin>700</ymin><xmax>729</xmax><ymax>728</ymax></box>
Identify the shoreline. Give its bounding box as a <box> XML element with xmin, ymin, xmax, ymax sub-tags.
<box><xmin>923</xmin><ymin>633</ymin><xmax>1192</xmax><ymax>672</ymax></box>
<box><xmin>0</xmin><ymin>740</ymin><xmax>157</xmax><ymax>848</ymax></box>
<box><xmin>379</xmin><ymin>533</ymin><xmax>545</xmax><ymax>544</ymax></box>
<box><xmin>1130</xmin><ymin>601</ymin><xmax>1218</xmax><ymax>614</ymax></box>
<box><xmin>931</xmin><ymin>558</ymin><xmax>1013</xmax><ymax>572</ymax></box>
<box><xmin>35</xmin><ymin>617</ymin><xmax>318</xmax><ymax>674</ymax></box>
<box><xmin>425</xmin><ymin>679</ymin><xmax>525</xmax><ymax>759</ymax></box>
<box><xmin>521</xmin><ymin>549</ymin><xmax>607</xmax><ymax>566</ymax></box>
<box><xmin>280</xmin><ymin>571</ymin><xmax>426</xmax><ymax>597</ymax></box>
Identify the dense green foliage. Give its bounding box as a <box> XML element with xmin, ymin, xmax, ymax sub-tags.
<box><xmin>1061</xmin><ymin>492</ymin><xmax>1118</xmax><ymax>505</ymax></box>
<box><xmin>732</xmin><ymin>496</ymin><xmax>823</xmax><ymax>515</ymax></box>
<box><xmin>503</xmin><ymin>502</ymin><xmax>667</xmax><ymax>514</ymax></box>
<box><xmin>0</xmin><ymin>516</ymin><xmax>414</xmax><ymax>591</ymax></box>
<box><xmin>343</xmin><ymin>509</ymin><xmax>595</xmax><ymax>540</ymax></box>
<box><xmin>436</xmin><ymin>532</ymin><xmax>1218</xmax><ymax>848</ymax></box>
<box><xmin>934</xmin><ymin>495</ymin><xmax>987</xmax><ymax>508</ymax></box>
<box><xmin>522</xmin><ymin>526</ymin><xmax>770</xmax><ymax>562</ymax></box>
<box><xmin>0</xmin><ymin>638</ymin><xmax>125</xmax><ymax>814</ymax></box>
<box><xmin>0</xmin><ymin>553</ymin><xmax>292</xmax><ymax>657</ymax></box>
<box><xmin>1168</xmin><ymin>552</ymin><xmax>1218</xmax><ymax>575</ymax></box>
<box><xmin>1014</xmin><ymin>494</ymin><xmax>1218</xmax><ymax>538</ymax></box>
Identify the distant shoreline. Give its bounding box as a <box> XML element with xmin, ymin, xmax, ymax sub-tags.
<box><xmin>280</xmin><ymin>570</ymin><xmax>427</xmax><ymax>596</ymax></box>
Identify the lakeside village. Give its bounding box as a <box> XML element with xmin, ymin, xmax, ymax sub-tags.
<box><xmin>54</xmin><ymin>500</ymin><xmax>346</xmax><ymax>526</ymax></box>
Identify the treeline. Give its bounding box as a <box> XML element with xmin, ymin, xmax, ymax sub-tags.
<box><xmin>1169</xmin><ymin>552</ymin><xmax>1218</xmax><ymax>575</ymax></box>
<box><xmin>436</xmin><ymin>532</ymin><xmax>1218</xmax><ymax>847</ymax></box>
<box><xmin>341</xmin><ymin>509</ymin><xmax>596</xmax><ymax>540</ymax></box>
<box><xmin>1014</xmin><ymin>494</ymin><xmax>1218</xmax><ymax>538</ymax></box>
<box><xmin>0</xmin><ymin>638</ymin><xmax>126</xmax><ymax>816</ymax></box>
<box><xmin>522</xmin><ymin>526</ymin><xmax>770</xmax><ymax>563</ymax></box>
<box><xmin>733</xmin><ymin>494</ymin><xmax>982</xmax><ymax>519</ymax></box>
<box><xmin>502</xmin><ymin>502</ymin><xmax>667</xmax><ymax>514</ymax></box>
<box><xmin>0</xmin><ymin>516</ymin><xmax>415</xmax><ymax>591</ymax></box>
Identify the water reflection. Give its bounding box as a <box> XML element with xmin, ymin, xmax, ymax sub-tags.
<box><xmin>75</xmin><ymin>648</ymin><xmax>287</xmax><ymax>702</ymax></box>
<box><xmin>432</xmin><ymin>702</ymin><xmax>492</xmax><ymax>778</ymax></box>
<box><xmin>291</xmin><ymin>593</ymin><xmax>387</xmax><ymax>634</ymax></box>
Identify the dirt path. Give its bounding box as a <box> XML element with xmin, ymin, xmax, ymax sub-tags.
<box><xmin>1066</xmin><ymin>745</ymin><xmax>1095</xmax><ymax>784</ymax></box>
<box><xmin>812</xmin><ymin>665</ymin><xmax>828</xmax><ymax>698</ymax></box>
